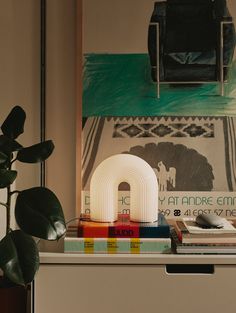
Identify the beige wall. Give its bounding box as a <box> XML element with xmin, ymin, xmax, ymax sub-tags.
<box><xmin>0</xmin><ymin>0</ymin><xmax>40</xmax><ymax>186</ymax></box>
<box><xmin>0</xmin><ymin>0</ymin><xmax>78</xmax><ymax>245</ymax></box>
<box><xmin>46</xmin><ymin>0</ymin><xmax>77</xmax><ymax>221</ymax></box>
<box><xmin>83</xmin><ymin>0</ymin><xmax>236</xmax><ymax>54</ymax></box>
<box><xmin>38</xmin><ymin>0</ymin><xmax>77</xmax><ymax>252</ymax></box>
<box><xmin>0</xmin><ymin>0</ymin><xmax>40</xmax><ymax>239</ymax></box>
<box><xmin>83</xmin><ymin>0</ymin><xmax>155</xmax><ymax>53</ymax></box>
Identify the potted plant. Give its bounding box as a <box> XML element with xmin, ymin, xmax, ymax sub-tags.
<box><xmin>0</xmin><ymin>106</ymin><xmax>66</xmax><ymax>313</ymax></box>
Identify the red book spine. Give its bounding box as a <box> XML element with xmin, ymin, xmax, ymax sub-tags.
<box><xmin>109</xmin><ymin>225</ymin><xmax>140</xmax><ymax>238</ymax></box>
<box><xmin>83</xmin><ymin>226</ymin><xmax>109</xmax><ymax>238</ymax></box>
<box><xmin>78</xmin><ymin>225</ymin><xmax>140</xmax><ymax>238</ymax></box>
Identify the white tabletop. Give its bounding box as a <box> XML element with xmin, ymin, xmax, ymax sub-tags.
<box><xmin>39</xmin><ymin>252</ymin><xmax>236</xmax><ymax>265</ymax></box>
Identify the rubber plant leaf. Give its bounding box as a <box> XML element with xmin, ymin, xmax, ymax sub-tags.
<box><xmin>1</xmin><ymin>106</ymin><xmax>26</xmax><ymax>139</ymax></box>
<box><xmin>16</xmin><ymin>140</ymin><xmax>54</xmax><ymax>163</ymax></box>
<box><xmin>0</xmin><ymin>230</ymin><xmax>39</xmax><ymax>286</ymax></box>
<box><xmin>15</xmin><ymin>187</ymin><xmax>66</xmax><ymax>240</ymax></box>
<box><xmin>0</xmin><ymin>135</ymin><xmax>22</xmax><ymax>156</ymax></box>
<box><xmin>0</xmin><ymin>151</ymin><xmax>8</xmax><ymax>164</ymax></box>
<box><xmin>0</xmin><ymin>169</ymin><xmax>17</xmax><ymax>188</ymax></box>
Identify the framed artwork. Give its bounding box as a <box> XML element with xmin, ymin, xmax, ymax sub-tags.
<box><xmin>79</xmin><ymin>0</ymin><xmax>236</xmax><ymax>218</ymax></box>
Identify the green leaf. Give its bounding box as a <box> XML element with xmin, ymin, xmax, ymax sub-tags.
<box><xmin>0</xmin><ymin>135</ymin><xmax>23</xmax><ymax>156</ymax></box>
<box><xmin>1</xmin><ymin>106</ymin><xmax>26</xmax><ymax>139</ymax></box>
<box><xmin>0</xmin><ymin>151</ymin><xmax>8</xmax><ymax>164</ymax></box>
<box><xmin>15</xmin><ymin>187</ymin><xmax>66</xmax><ymax>240</ymax></box>
<box><xmin>17</xmin><ymin>140</ymin><xmax>54</xmax><ymax>163</ymax></box>
<box><xmin>0</xmin><ymin>169</ymin><xmax>17</xmax><ymax>188</ymax></box>
<box><xmin>0</xmin><ymin>230</ymin><xmax>39</xmax><ymax>286</ymax></box>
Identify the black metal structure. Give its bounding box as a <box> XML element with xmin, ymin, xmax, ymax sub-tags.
<box><xmin>32</xmin><ymin>2</ymin><xmax>47</xmax><ymax>313</ymax></box>
<box><xmin>40</xmin><ymin>0</ymin><xmax>46</xmax><ymax>187</ymax></box>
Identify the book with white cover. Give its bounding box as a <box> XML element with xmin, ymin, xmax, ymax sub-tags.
<box><xmin>64</xmin><ymin>237</ymin><xmax>172</xmax><ymax>254</ymax></box>
<box><xmin>183</xmin><ymin>218</ymin><xmax>236</xmax><ymax>234</ymax></box>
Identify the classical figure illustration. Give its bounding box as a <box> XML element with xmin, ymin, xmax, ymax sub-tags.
<box><xmin>154</xmin><ymin>161</ymin><xmax>176</xmax><ymax>191</ymax></box>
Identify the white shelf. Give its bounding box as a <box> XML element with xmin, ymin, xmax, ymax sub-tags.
<box><xmin>37</xmin><ymin>253</ymin><xmax>236</xmax><ymax>313</ymax></box>
<box><xmin>40</xmin><ymin>252</ymin><xmax>236</xmax><ymax>265</ymax></box>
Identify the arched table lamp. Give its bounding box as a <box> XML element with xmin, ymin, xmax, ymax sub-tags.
<box><xmin>90</xmin><ymin>154</ymin><xmax>158</xmax><ymax>223</ymax></box>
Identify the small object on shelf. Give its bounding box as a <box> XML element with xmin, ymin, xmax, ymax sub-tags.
<box><xmin>195</xmin><ymin>213</ymin><xmax>225</xmax><ymax>229</ymax></box>
<box><xmin>172</xmin><ymin>220</ymin><xmax>236</xmax><ymax>244</ymax></box>
<box><xmin>183</xmin><ymin>217</ymin><xmax>236</xmax><ymax>234</ymax></box>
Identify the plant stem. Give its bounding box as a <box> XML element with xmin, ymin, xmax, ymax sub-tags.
<box><xmin>10</xmin><ymin>190</ymin><xmax>20</xmax><ymax>196</ymax></box>
<box><xmin>6</xmin><ymin>161</ymin><xmax>12</xmax><ymax>235</ymax></box>
<box><xmin>0</xmin><ymin>202</ymin><xmax>7</xmax><ymax>208</ymax></box>
<box><xmin>10</xmin><ymin>157</ymin><xmax>17</xmax><ymax>165</ymax></box>
<box><xmin>6</xmin><ymin>185</ymin><xmax>11</xmax><ymax>234</ymax></box>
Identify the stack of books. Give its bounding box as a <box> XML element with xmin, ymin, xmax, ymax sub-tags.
<box><xmin>171</xmin><ymin>218</ymin><xmax>236</xmax><ymax>254</ymax></box>
<box><xmin>64</xmin><ymin>213</ymin><xmax>171</xmax><ymax>254</ymax></box>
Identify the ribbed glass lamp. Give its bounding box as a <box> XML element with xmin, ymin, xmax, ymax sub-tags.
<box><xmin>90</xmin><ymin>154</ymin><xmax>158</xmax><ymax>223</ymax></box>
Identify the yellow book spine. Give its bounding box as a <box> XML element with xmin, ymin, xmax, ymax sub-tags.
<box><xmin>84</xmin><ymin>238</ymin><xmax>94</xmax><ymax>253</ymax></box>
<box><xmin>130</xmin><ymin>238</ymin><xmax>140</xmax><ymax>254</ymax></box>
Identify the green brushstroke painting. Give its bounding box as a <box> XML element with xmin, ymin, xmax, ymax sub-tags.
<box><xmin>83</xmin><ymin>54</ymin><xmax>236</xmax><ymax>117</ymax></box>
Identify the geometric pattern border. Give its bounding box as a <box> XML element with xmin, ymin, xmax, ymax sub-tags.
<box><xmin>113</xmin><ymin>123</ymin><xmax>215</xmax><ymax>138</ymax></box>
